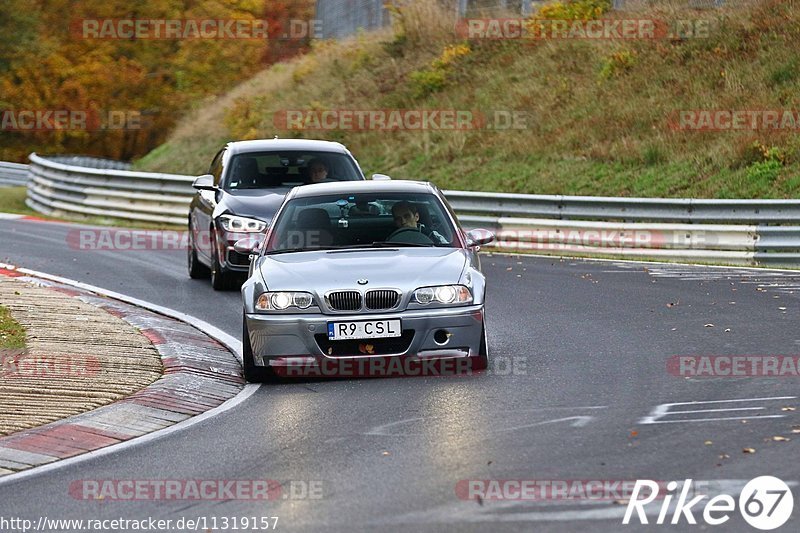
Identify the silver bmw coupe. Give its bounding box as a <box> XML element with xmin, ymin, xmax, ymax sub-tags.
<box><xmin>238</xmin><ymin>180</ymin><xmax>495</xmax><ymax>382</ymax></box>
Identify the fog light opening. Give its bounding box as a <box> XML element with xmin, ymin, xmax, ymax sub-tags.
<box><xmin>434</xmin><ymin>330</ymin><xmax>451</xmax><ymax>346</ymax></box>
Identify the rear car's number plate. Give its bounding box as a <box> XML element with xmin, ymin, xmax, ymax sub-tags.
<box><xmin>327</xmin><ymin>320</ymin><xmax>401</xmax><ymax>340</ymax></box>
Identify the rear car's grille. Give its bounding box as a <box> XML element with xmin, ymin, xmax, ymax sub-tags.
<box><xmin>315</xmin><ymin>330</ymin><xmax>414</xmax><ymax>357</ymax></box>
<box><xmin>327</xmin><ymin>291</ymin><xmax>362</xmax><ymax>311</ymax></box>
<box><xmin>365</xmin><ymin>290</ymin><xmax>400</xmax><ymax>310</ymax></box>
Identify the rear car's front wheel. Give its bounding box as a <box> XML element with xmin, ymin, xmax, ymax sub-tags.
<box><xmin>187</xmin><ymin>222</ymin><xmax>209</xmax><ymax>279</ymax></box>
<box><xmin>210</xmin><ymin>229</ymin><xmax>234</xmax><ymax>290</ymax></box>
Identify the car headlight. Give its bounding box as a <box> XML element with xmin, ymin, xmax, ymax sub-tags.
<box><xmin>412</xmin><ymin>285</ymin><xmax>472</xmax><ymax>305</ymax></box>
<box><xmin>218</xmin><ymin>214</ymin><xmax>268</xmax><ymax>233</ymax></box>
<box><xmin>256</xmin><ymin>291</ymin><xmax>315</xmax><ymax>311</ymax></box>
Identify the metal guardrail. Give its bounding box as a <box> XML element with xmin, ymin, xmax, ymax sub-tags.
<box><xmin>443</xmin><ymin>190</ymin><xmax>800</xmax><ymax>224</ymax></box>
<box><xmin>26</xmin><ymin>153</ymin><xmax>194</xmax><ymax>226</ymax></box>
<box><xmin>448</xmin><ymin>191</ymin><xmax>800</xmax><ymax>266</ymax></box>
<box><xmin>44</xmin><ymin>155</ymin><xmax>133</xmax><ymax>171</ymax></box>
<box><xmin>0</xmin><ymin>162</ymin><xmax>30</xmax><ymax>187</ymax></box>
<box><xmin>17</xmin><ymin>154</ymin><xmax>800</xmax><ymax>267</ymax></box>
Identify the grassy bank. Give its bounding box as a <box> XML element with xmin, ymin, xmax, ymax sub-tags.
<box><xmin>0</xmin><ymin>187</ymin><xmax>32</xmax><ymax>215</ymax></box>
<box><xmin>135</xmin><ymin>0</ymin><xmax>800</xmax><ymax>199</ymax></box>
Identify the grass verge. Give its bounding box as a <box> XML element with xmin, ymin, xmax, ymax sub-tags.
<box><xmin>0</xmin><ymin>305</ymin><xmax>25</xmax><ymax>350</ymax></box>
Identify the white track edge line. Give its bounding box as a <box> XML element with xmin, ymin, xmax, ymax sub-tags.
<box><xmin>489</xmin><ymin>251</ymin><xmax>800</xmax><ymax>273</ymax></box>
<box><xmin>0</xmin><ymin>262</ymin><xmax>259</xmax><ymax>486</ymax></box>
<box><xmin>0</xmin><ymin>262</ymin><xmax>241</xmax><ymax>361</ymax></box>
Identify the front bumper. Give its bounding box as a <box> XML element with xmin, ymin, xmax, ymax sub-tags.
<box><xmin>245</xmin><ymin>304</ymin><xmax>484</xmax><ymax>365</ymax></box>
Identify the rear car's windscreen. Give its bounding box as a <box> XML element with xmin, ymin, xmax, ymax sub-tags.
<box><xmin>224</xmin><ymin>151</ymin><xmax>362</xmax><ymax>190</ymax></box>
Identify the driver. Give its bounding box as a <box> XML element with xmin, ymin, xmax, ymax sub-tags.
<box><xmin>390</xmin><ymin>201</ymin><xmax>447</xmax><ymax>245</ymax></box>
<box><xmin>391</xmin><ymin>201</ymin><xmax>419</xmax><ymax>230</ymax></box>
<box><xmin>307</xmin><ymin>158</ymin><xmax>332</xmax><ymax>184</ymax></box>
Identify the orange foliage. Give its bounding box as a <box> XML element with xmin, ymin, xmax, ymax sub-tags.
<box><xmin>0</xmin><ymin>0</ymin><xmax>314</xmax><ymax>162</ymax></box>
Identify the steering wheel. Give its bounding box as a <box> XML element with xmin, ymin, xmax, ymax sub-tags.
<box><xmin>386</xmin><ymin>227</ymin><xmax>434</xmax><ymax>245</ymax></box>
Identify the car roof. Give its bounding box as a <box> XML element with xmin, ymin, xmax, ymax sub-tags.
<box><xmin>226</xmin><ymin>139</ymin><xmax>350</xmax><ymax>155</ymax></box>
<box><xmin>288</xmin><ymin>180</ymin><xmax>437</xmax><ymax>199</ymax></box>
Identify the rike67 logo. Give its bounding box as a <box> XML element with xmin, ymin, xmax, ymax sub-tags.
<box><xmin>623</xmin><ymin>477</ymin><xmax>794</xmax><ymax>530</ymax></box>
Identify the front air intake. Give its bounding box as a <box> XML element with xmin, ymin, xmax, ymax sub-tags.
<box><xmin>364</xmin><ymin>289</ymin><xmax>401</xmax><ymax>310</ymax></box>
<box><xmin>327</xmin><ymin>290</ymin><xmax>362</xmax><ymax>311</ymax></box>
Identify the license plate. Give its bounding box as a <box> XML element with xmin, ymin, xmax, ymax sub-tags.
<box><xmin>327</xmin><ymin>319</ymin><xmax>402</xmax><ymax>340</ymax></box>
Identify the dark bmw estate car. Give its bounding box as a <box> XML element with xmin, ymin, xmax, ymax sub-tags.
<box><xmin>188</xmin><ymin>139</ymin><xmax>366</xmax><ymax>289</ymax></box>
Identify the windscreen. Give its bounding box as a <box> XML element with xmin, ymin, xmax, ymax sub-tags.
<box><xmin>265</xmin><ymin>192</ymin><xmax>459</xmax><ymax>253</ymax></box>
<box><xmin>224</xmin><ymin>151</ymin><xmax>362</xmax><ymax>190</ymax></box>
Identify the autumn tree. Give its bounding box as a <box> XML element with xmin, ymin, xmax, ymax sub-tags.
<box><xmin>0</xmin><ymin>0</ymin><xmax>314</xmax><ymax>162</ymax></box>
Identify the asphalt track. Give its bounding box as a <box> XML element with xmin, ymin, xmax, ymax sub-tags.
<box><xmin>0</xmin><ymin>218</ymin><xmax>798</xmax><ymax>532</ymax></box>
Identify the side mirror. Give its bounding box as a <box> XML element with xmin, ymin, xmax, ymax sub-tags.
<box><xmin>371</xmin><ymin>173</ymin><xmax>392</xmax><ymax>181</ymax></box>
<box><xmin>466</xmin><ymin>228</ymin><xmax>495</xmax><ymax>247</ymax></box>
<box><xmin>233</xmin><ymin>236</ymin><xmax>263</xmax><ymax>256</ymax></box>
<box><xmin>193</xmin><ymin>174</ymin><xmax>216</xmax><ymax>191</ymax></box>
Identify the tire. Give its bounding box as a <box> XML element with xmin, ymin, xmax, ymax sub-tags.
<box><xmin>187</xmin><ymin>222</ymin><xmax>210</xmax><ymax>279</ymax></box>
<box><xmin>242</xmin><ymin>318</ymin><xmax>277</xmax><ymax>383</ymax></box>
<box><xmin>472</xmin><ymin>320</ymin><xmax>489</xmax><ymax>372</ymax></box>
<box><xmin>210</xmin><ymin>229</ymin><xmax>233</xmax><ymax>291</ymax></box>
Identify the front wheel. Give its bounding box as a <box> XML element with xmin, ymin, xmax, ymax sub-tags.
<box><xmin>472</xmin><ymin>321</ymin><xmax>489</xmax><ymax>371</ymax></box>
<box><xmin>242</xmin><ymin>318</ymin><xmax>277</xmax><ymax>383</ymax></box>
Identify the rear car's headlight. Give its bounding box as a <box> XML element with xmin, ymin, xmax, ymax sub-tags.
<box><xmin>412</xmin><ymin>285</ymin><xmax>472</xmax><ymax>305</ymax></box>
<box><xmin>218</xmin><ymin>214</ymin><xmax>268</xmax><ymax>233</ymax></box>
<box><xmin>256</xmin><ymin>291</ymin><xmax>315</xmax><ymax>311</ymax></box>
